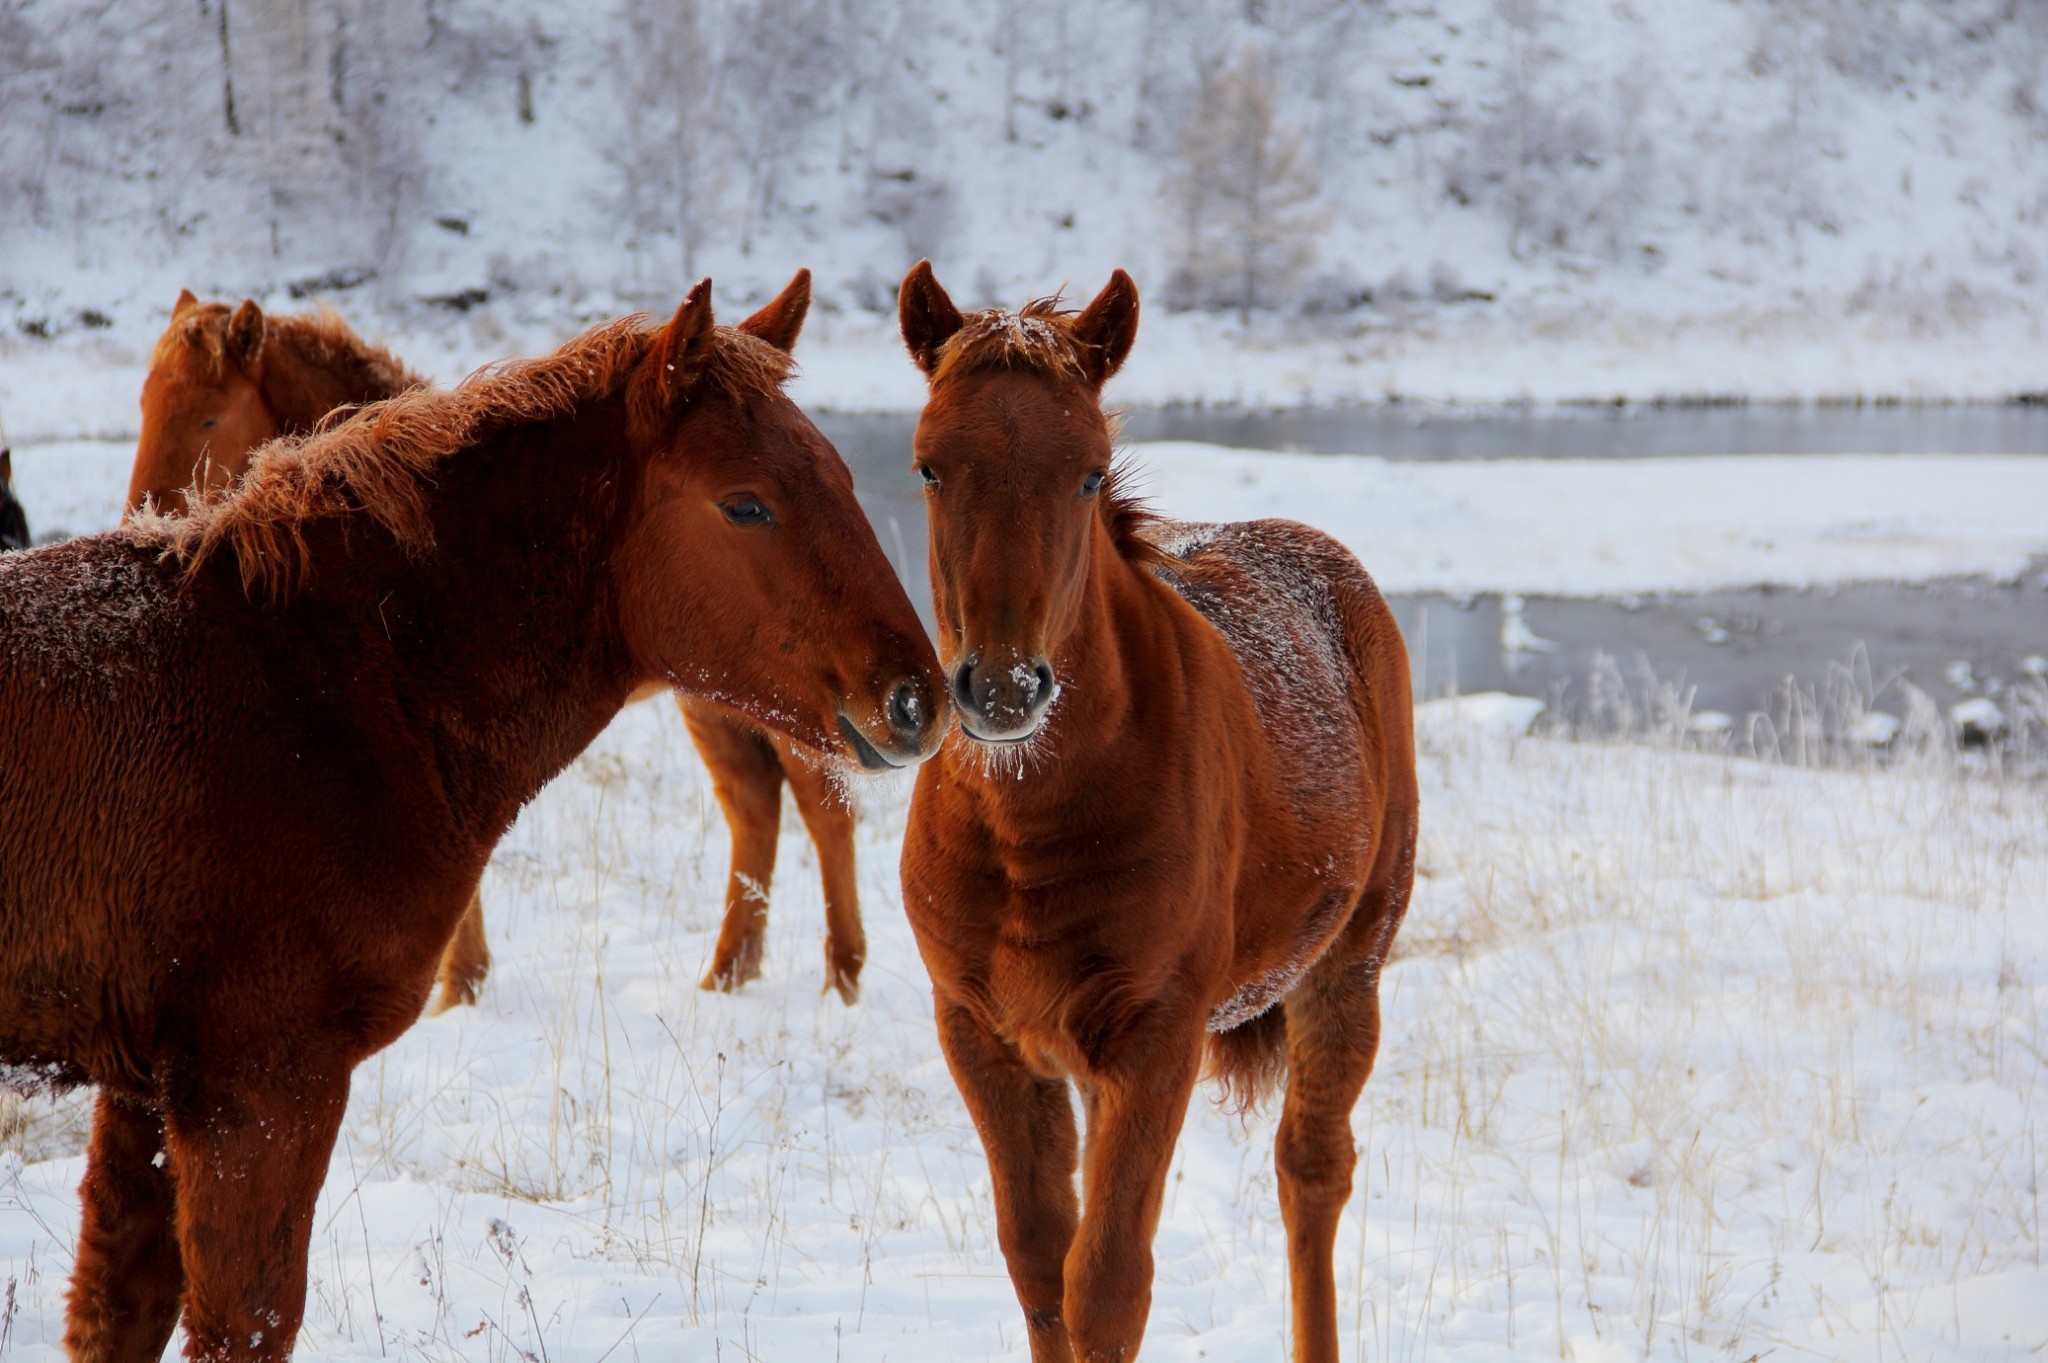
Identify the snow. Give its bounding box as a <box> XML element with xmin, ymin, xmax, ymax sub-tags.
<box><xmin>3</xmin><ymin>692</ymin><xmax>2039</xmax><ymax>1360</ymax></box>
<box><xmin>15</xmin><ymin>435</ymin><xmax>2047</xmax><ymax>602</ymax></box>
<box><xmin>1134</xmin><ymin>442</ymin><xmax>2048</xmax><ymax>597</ymax></box>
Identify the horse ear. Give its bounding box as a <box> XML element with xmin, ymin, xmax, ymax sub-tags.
<box><xmin>172</xmin><ymin>287</ymin><xmax>198</xmax><ymax>317</ymax></box>
<box><xmin>0</xmin><ymin>447</ymin><xmax>10</xmax><ymax>487</ymax></box>
<box><xmin>737</xmin><ymin>269</ymin><xmax>810</xmax><ymax>354</ymax></box>
<box><xmin>226</xmin><ymin>299</ymin><xmax>265</xmax><ymax>371</ymax></box>
<box><xmin>649</xmin><ymin>278</ymin><xmax>719</xmax><ymax>409</ymax></box>
<box><xmin>1073</xmin><ymin>269</ymin><xmax>1140</xmax><ymax>386</ymax></box>
<box><xmin>899</xmin><ymin>259</ymin><xmax>965</xmax><ymax>379</ymax></box>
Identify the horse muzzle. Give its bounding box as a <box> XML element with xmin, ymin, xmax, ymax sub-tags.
<box><xmin>837</xmin><ymin>676</ymin><xmax>943</xmax><ymax>770</ymax></box>
<box><xmin>949</xmin><ymin>649</ymin><xmax>1058</xmax><ymax>744</ymax></box>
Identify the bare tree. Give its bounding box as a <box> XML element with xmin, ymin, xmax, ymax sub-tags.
<box><xmin>1169</xmin><ymin>40</ymin><xmax>1324</xmax><ymax>321</ymax></box>
<box><xmin>609</xmin><ymin>0</ymin><xmax>722</xmax><ymax>291</ymax></box>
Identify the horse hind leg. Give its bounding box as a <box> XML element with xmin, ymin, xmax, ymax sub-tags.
<box><xmin>1277</xmin><ymin>836</ymin><xmax>1413</xmax><ymax>1363</ymax></box>
<box><xmin>431</xmin><ymin>887</ymin><xmax>491</xmax><ymax>1013</ymax></box>
<box><xmin>65</xmin><ymin>1092</ymin><xmax>185</xmax><ymax>1363</ymax></box>
<box><xmin>683</xmin><ymin>701</ymin><xmax>786</xmax><ymax>993</ymax></box>
<box><xmin>779</xmin><ymin>739</ymin><xmax>863</xmax><ymax>1004</ymax></box>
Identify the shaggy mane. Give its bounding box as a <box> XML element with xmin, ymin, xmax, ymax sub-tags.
<box><xmin>933</xmin><ymin>296</ymin><xmax>1163</xmax><ymax>565</ymax></box>
<box><xmin>136</xmin><ymin>315</ymin><xmax>792</xmax><ymax>599</ymax></box>
<box><xmin>151</xmin><ymin>302</ymin><xmax>424</xmax><ymax>397</ymax></box>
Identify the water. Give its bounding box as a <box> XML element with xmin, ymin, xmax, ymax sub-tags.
<box><xmin>817</xmin><ymin>404</ymin><xmax>2048</xmax><ymax>726</ymax></box>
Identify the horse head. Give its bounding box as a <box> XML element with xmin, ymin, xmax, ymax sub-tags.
<box><xmin>618</xmin><ymin>272</ymin><xmax>946</xmax><ymax>769</ymax></box>
<box><xmin>898</xmin><ymin>261</ymin><xmax>1141</xmax><ymax>743</ymax></box>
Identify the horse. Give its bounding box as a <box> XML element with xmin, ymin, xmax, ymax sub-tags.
<box><xmin>0</xmin><ymin>276</ymin><xmax>944</xmax><ymax>1363</ymax></box>
<box><xmin>139</xmin><ymin>287</ymin><xmax>875</xmax><ymax>1007</ymax></box>
<box><xmin>895</xmin><ymin>262</ymin><xmax>1418</xmax><ymax>1363</ymax></box>
<box><xmin>0</xmin><ymin>418</ymin><xmax>28</xmax><ymax>550</ymax></box>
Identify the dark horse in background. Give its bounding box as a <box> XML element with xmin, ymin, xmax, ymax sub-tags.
<box><xmin>1</xmin><ymin>418</ymin><xmax>29</xmax><ymax>549</ymax></box>
<box><xmin>0</xmin><ymin>278</ymin><xmax>944</xmax><ymax>1362</ymax></box>
<box><xmin>897</xmin><ymin>262</ymin><xmax>1418</xmax><ymax>1363</ymax></box>
<box><xmin>137</xmin><ymin>282</ymin><xmax>877</xmax><ymax>1007</ymax></box>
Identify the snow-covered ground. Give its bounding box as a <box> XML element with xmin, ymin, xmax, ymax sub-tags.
<box><xmin>2</xmin><ymin>694</ymin><xmax>2039</xmax><ymax>1361</ymax></box>
<box><xmin>14</xmin><ymin>435</ymin><xmax>2048</xmax><ymax>602</ymax></box>
<box><xmin>1135</xmin><ymin>443</ymin><xmax>2048</xmax><ymax>598</ymax></box>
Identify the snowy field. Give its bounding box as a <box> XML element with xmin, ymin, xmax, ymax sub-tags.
<box><xmin>13</xmin><ymin>437</ymin><xmax>2048</xmax><ymax>603</ymax></box>
<box><xmin>1</xmin><ymin>693</ymin><xmax>2041</xmax><ymax>1361</ymax></box>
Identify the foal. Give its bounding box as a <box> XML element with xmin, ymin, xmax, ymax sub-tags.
<box><xmin>0</xmin><ymin>280</ymin><xmax>943</xmax><ymax>1363</ymax></box>
<box><xmin>137</xmin><ymin>286</ymin><xmax>872</xmax><ymax>1006</ymax></box>
<box><xmin>897</xmin><ymin>262</ymin><xmax>1418</xmax><ymax>1363</ymax></box>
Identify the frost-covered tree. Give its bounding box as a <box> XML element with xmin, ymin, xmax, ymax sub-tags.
<box><xmin>1168</xmin><ymin>40</ymin><xmax>1324</xmax><ymax>320</ymax></box>
<box><xmin>610</xmin><ymin>0</ymin><xmax>722</xmax><ymax>290</ymax></box>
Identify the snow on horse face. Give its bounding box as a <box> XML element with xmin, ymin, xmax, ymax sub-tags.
<box><xmin>897</xmin><ymin>260</ymin><xmax>1419</xmax><ymax>1363</ymax></box>
<box><xmin>0</xmin><ymin>278</ymin><xmax>944</xmax><ymax>1363</ymax></box>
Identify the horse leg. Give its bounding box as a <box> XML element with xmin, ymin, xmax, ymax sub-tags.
<box><xmin>164</xmin><ymin>1068</ymin><xmax>350</xmax><ymax>1363</ymax></box>
<box><xmin>682</xmin><ymin>701</ymin><xmax>785</xmax><ymax>993</ymax></box>
<box><xmin>1275</xmin><ymin>958</ymin><xmax>1381</xmax><ymax>1363</ymax></box>
<box><xmin>935</xmin><ymin>998</ymin><xmax>1081</xmax><ymax>1363</ymax></box>
<box><xmin>779</xmin><ymin>743</ymin><xmax>863</xmax><ymax>1003</ymax></box>
<box><xmin>431</xmin><ymin>887</ymin><xmax>490</xmax><ymax>1013</ymax></box>
<box><xmin>1065</xmin><ymin>1029</ymin><xmax>1205</xmax><ymax>1362</ymax></box>
<box><xmin>64</xmin><ymin>1092</ymin><xmax>184</xmax><ymax>1363</ymax></box>
<box><xmin>1278</xmin><ymin>826</ymin><xmax>1412</xmax><ymax>1363</ymax></box>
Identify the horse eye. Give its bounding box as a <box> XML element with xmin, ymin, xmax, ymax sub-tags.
<box><xmin>720</xmin><ymin>494</ymin><xmax>771</xmax><ymax>526</ymax></box>
<box><xmin>1080</xmin><ymin>469</ymin><xmax>1106</xmax><ymax>497</ymax></box>
<box><xmin>198</xmin><ymin>417</ymin><xmax>220</xmax><ymax>431</ymax></box>
<box><xmin>917</xmin><ymin>463</ymin><xmax>940</xmax><ymax>489</ymax></box>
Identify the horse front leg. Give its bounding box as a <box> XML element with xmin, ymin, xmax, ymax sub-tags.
<box><xmin>1066</xmin><ymin>1024</ymin><xmax>1204</xmax><ymax>1363</ymax></box>
<box><xmin>780</xmin><ymin>743</ymin><xmax>863</xmax><ymax>1003</ymax></box>
<box><xmin>163</xmin><ymin>1067</ymin><xmax>350</xmax><ymax>1362</ymax></box>
<box><xmin>935</xmin><ymin>997</ymin><xmax>1081</xmax><ymax>1363</ymax></box>
<box><xmin>683</xmin><ymin>701</ymin><xmax>786</xmax><ymax>993</ymax></box>
<box><xmin>64</xmin><ymin>1092</ymin><xmax>184</xmax><ymax>1363</ymax></box>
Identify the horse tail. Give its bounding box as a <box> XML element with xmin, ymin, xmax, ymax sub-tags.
<box><xmin>1203</xmin><ymin>1002</ymin><xmax>1289</xmax><ymax>1114</ymax></box>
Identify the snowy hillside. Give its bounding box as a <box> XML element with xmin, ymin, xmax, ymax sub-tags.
<box><xmin>3</xmin><ymin>0</ymin><xmax>2047</xmax><ymax>420</ymax></box>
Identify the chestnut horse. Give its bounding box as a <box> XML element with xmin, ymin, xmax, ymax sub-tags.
<box><xmin>138</xmin><ymin>287</ymin><xmax>875</xmax><ymax>1006</ymax></box>
<box><xmin>0</xmin><ymin>278</ymin><xmax>943</xmax><ymax>1363</ymax></box>
<box><xmin>896</xmin><ymin>263</ymin><xmax>1418</xmax><ymax>1363</ymax></box>
<box><xmin>127</xmin><ymin>292</ymin><xmax>503</xmax><ymax>1011</ymax></box>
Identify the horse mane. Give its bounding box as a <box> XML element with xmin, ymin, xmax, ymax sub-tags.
<box><xmin>133</xmin><ymin>315</ymin><xmax>793</xmax><ymax>599</ymax></box>
<box><xmin>149</xmin><ymin>303</ymin><xmax>424</xmax><ymax>402</ymax></box>
<box><xmin>934</xmin><ymin>296</ymin><xmax>1162</xmax><ymax>564</ymax></box>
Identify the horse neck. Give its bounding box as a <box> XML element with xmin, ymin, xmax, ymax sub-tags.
<box><xmin>298</xmin><ymin>402</ymin><xmax>641</xmax><ymax>832</ymax></box>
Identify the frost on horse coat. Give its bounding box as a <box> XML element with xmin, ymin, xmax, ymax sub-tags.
<box><xmin>0</xmin><ymin>282</ymin><xmax>943</xmax><ymax>1363</ymax></box>
<box><xmin>897</xmin><ymin>262</ymin><xmax>1418</xmax><ymax>1363</ymax></box>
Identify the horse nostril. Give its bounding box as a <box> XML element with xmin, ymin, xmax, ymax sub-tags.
<box><xmin>887</xmin><ymin>680</ymin><xmax>926</xmax><ymax>738</ymax></box>
<box><xmin>1031</xmin><ymin>661</ymin><xmax>1056</xmax><ymax>709</ymax></box>
<box><xmin>950</xmin><ymin>658</ymin><xmax>979</xmax><ymax>711</ymax></box>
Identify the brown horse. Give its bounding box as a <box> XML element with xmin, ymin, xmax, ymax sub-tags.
<box><xmin>0</xmin><ymin>278</ymin><xmax>943</xmax><ymax>1363</ymax></box>
<box><xmin>137</xmin><ymin>288</ymin><xmax>873</xmax><ymax>1006</ymax></box>
<box><xmin>128</xmin><ymin>292</ymin><xmax>505</xmax><ymax>1011</ymax></box>
<box><xmin>896</xmin><ymin>262</ymin><xmax>1418</xmax><ymax>1363</ymax></box>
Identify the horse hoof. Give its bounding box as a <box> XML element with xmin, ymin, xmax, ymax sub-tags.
<box><xmin>826</xmin><ymin>968</ymin><xmax>861</xmax><ymax>1006</ymax></box>
<box><xmin>431</xmin><ymin>975</ymin><xmax>483</xmax><ymax>1014</ymax></box>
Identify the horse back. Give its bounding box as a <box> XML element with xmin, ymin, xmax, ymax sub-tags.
<box><xmin>1145</xmin><ymin>517</ymin><xmax>1417</xmax><ymax>1023</ymax></box>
